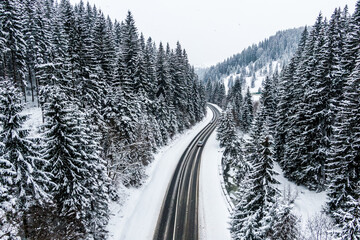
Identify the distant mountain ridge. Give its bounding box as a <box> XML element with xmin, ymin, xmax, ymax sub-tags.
<box><xmin>199</xmin><ymin>27</ymin><xmax>304</xmax><ymax>84</ymax></box>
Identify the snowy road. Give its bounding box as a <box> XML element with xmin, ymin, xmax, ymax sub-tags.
<box><xmin>107</xmin><ymin>104</ymin><xmax>231</xmax><ymax>240</ymax></box>
<box><xmin>153</xmin><ymin>105</ymin><xmax>220</xmax><ymax>240</ymax></box>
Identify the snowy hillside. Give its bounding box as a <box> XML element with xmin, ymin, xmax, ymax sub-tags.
<box><xmin>203</xmin><ymin>27</ymin><xmax>304</xmax><ymax>106</ymax></box>
<box><xmin>223</xmin><ymin>60</ymin><xmax>281</xmax><ymax>102</ymax></box>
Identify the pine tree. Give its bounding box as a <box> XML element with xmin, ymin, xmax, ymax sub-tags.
<box><xmin>42</xmin><ymin>87</ymin><xmax>87</xmax><ymax>237</ymax></box>
<box><xmin>72</xmin><ymin>110</ymin><xmax>110</xmax><ymax>239</ymax></box>
<box><xmin>217</xmin><ymin>108</ymin><xmax>248</xmax><ymax>184</ymax></box>
<box><xmin>1</xmin><ymin>0</ymin><xmax>27</xmax><ymax>100</ymax></box>
<box><xmin>259</xmin><ymin>76</ymin><xmax>277</xmax><ymax>135</ymax></box>
<box><xmin>0</xmin><ymin>80</ymin><xmax>51</xmax><ymax>238</ymax></box>
<box><xmin>297</xmin><ymin>15</ymin><xmax>331</xmax><ymax>189</ymax></box>
<box><xmin>342</xmin><ymin>0</ymin><xmax>360</xmax><ymax>78</ymax></box>
<box><xmin>155</xmin><ymin>42</ymin><xmax>177</xmax><ymax>139</ymax></box>
<box><xmin>171</xmin><ymin>42</ymin><xmax>188</xmax><ymax>131</ymax></box>
<box><xmin>280</xmin><ymin>15</ymin><xmax>329</xmax><ymax>189</ymax></box>
<box><xmin>271</xmin><ymin>201</ymin><xmax>300</xmax><ymax>240</ymax></box>
<box><xmin>241</xmin><ymin>87</ymin><xmax>253</xmax><ymax>132</ymax></box>
<box><xmin>217</xmin><ymin>82</ymin><xmax>226</xmax><ymax>108</ymax></box>
<box><xmin>327</xmin><ymin>52</ymin><xmax>360</xmax><ymax>222</ymax></box>
<box><xmin>144</xmin><ymin>37</ymin><xmax>157</xmax><ymax>101</ymax></box>
<box><xmin>274</xmin><ymin>27</ymin><xmax>308</xmax><ymax>167</ymax></box>
<box><xmin>92</xmin><ymin>10</ymin><xmax>116</xmax><ymax>85</ymax></box>
<box><xmin>336</xmin><ymin>195</ymin><xmax>360</xmax><ymax>240</ymax></box>
<box><xmin>120</xmin><ymin>10</ymin><xmax>143</xmax><ymax>115</ymax></box>
<box><xmin>227</xmin><ymin>77</ymin><xmax>243</xmax><ymax>127</ymax></box>
<box><xmin>232</xmin><ymin>123</ymin><xmax>279</xmax><ymax>239</ymax></box>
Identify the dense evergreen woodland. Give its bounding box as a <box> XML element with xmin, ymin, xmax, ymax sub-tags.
<box><xmin>216</xmin><ymin>2</ymin><xmax>360</xmax><ymax>239</ymax></box>
<box><xmin>0</xmin><ymin>0</ymin><xmax>206</xmax><ymax>239</ymax></box>
<box><xmin>203</xmin><ymin>27</ymin><xmax>304</xmax><ymax>109</ymax></box>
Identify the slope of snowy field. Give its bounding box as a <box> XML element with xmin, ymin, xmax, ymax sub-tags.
<box><xmin>22</xmin><ymin>101</ymin><xmax>43</xmax><ymax>139</ymax></box>
<box><xmin>274</xmin><ymin>162</ymin><xmax>328</xmax><ymax>231</ymax></box>
<box><xmin>107</xmin><ymin>108</ymin><xmax>213</xmax><ymax>240</ymax></box>
<box><xmin>223</xmin><ymin>60</ymin><xmax>280</xmax><ymax>102</ymax></box>
<box><xmin>199</xmin><ymin>110</ymin><xmax>232</xmax><ymax>240</ymax></box>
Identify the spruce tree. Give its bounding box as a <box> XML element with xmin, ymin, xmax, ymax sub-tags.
<box><xmin>271</xmin><ymin>202</ymin><xmax>300</xmax><ymax>240</ymax></box>
<box><xmin>274</xmin><ymin>27</ymin><xmax>308</xmax><ymax>167</ymax></box>
<box><xmin>241</xmin><ymin>87</ymin><xmax>253</xmax><ymax>132</ymax></box>
<box><xmin>217</xmin><ymin>108</ymin><xmax>248</xmax><ymax>184</ymax></box>
<box><xmin>228</xmin><ymin>77</ymin><xmax>243</xmax><ymax>127</ymax></box>
<box><xmin>342</xmin><ymin>0</ymin><xmax>360</xmax><ymax>78</ymax></box>
<box><xmin>0</xmin><ymin>80</ymin><xmax>51</xmax><ymax>238</ymax></box>
<box><xmin>1</xmin><ymin>0</ymin><xmax>27</xmax><ymax>100</ymax></box>
<box><xmin>232</xmin><ymin>123</ymin><xmax>279</xmax><ymax>239</ymax></box>
<box><xmin>72</xmin><ymin>110</ymin><xmax>110</xmax><ymax>239</ymax></box>
<box><xmin>327</xmin><ymin>52</ymin><xmax>360</xmax><ymax>222</ymax></box>
<box><xmin>42</xmin><ymin>87</ymin><xmax>87</xmax><ymax>237</ymax></box>
<box><xmin>336</xmin><ymin>195</ymin><xmax>360</xmax><ymax>240</ymax></box>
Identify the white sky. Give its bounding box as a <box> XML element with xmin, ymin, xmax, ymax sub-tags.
<box><xmin>70</xmin><ymin>0</ymin><xmax>355</xmax><ymax>67</ymax></box>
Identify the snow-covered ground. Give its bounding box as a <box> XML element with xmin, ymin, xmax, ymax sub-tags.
<box><xmin>107</xmin><ymin>108</ymin><xmax>214</xmax><ymax>240</ymax></box>
<box><xmin>223</xmin><ymin>60</ymin><xmax>280</xmax><ymax>102</ymax></box>
<box><xmin>21</xmin><ymin>101</ymin><xmax>328</xmax><ymax>239</ymax></box>
<box><xmin>199</xmin><ymin>117</ymin><xmax>232</xmax><ymax>240</ymax></box>
<box><xmin>22</xmin><ymin>101</ymin><xmax>43</xmax><ymax>139</ymax></box>
<box><xmin>274</xmin><ymin>162</ymin><xmax>328</xmax><ymax>230</ymax></box>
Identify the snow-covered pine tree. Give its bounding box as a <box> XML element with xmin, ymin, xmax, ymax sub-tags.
<box><xmin>0</xmin><ymin>82</ymin><xmax>19</xmax><ymax>239</ymax></box>
<box><xmin>136</xmin><ymin>34</ymin><xmax>151</xmax><ymax>98</ymax></box>
<box><xmin>217</xmin><ymin>82</ymin><xmax>226</xmax><ymax>108</ymax></box>
<box><xmin>144</xmin><ymin>37</ymin><xmax>157</xmax><ymax>101</ymax></box>
<box><xmin>271</xmin><ymin>200</ymin><xmax>301</xmax><ymax>240</ymax></box>
<box><xmin>241</xmin><ymin>87</ymin><xmax>253</xmax><ymax>133</ymax></box>
<box><xmin>232</xmin><ymin>123</ymin><xmax>279</xmax><ymax>239</ymax></box>
<box><xmin>217</xmin><ymin>107</ymin><xmax>248</xmax><ymax>185</ymax></box>
<box><xmin>0</xmin><ymin>2</ymin><xmax>5</xmax><ymax>69</ymax></box>
<box><xmin>156</xmin><ymin>42</ymin><xmax>177</xmax><ymax>139</ymax></box>
<box><xmin>190</xmin><ymin>71</ymin><xmax>206</xmax><ymax>122</ymax></box>
<box><xmin>327</xmin><ymin>7</ymin><xmax>347</xmax><ymax>122</ymax></box>
<box><xmin>23</xmin><ymin>0</ymin><xmax>39</xmax><ymax>102</ymax></box>
<box><xmin>72</xmin><ymin>110</ymin><xmax>110</xmax><ymax>240</ymax></box>
<box><xmin>42</xmin><ymin>86</ymin><xmax>88</xmax><ymax>238</ymax></box>
<box><xmin>93</xmin><ymin>11</ymin><xmax>116</xmax><ymax>84</ymax></box>
<box><xmin>205</xmin><ymin>80</ymin><xmax>213</xmax><ymax>102</ymax></box>
<box><xmin>1</xmin><ymin>0</ymin><xmax>27</xmax><ymax>100</ymax></box>
<box><xmin>259</xmin><ymin>76</ymin><xmax>277</xmax><ymax>135</ymax></box>
<box><xmin>227</xmin><ymin>77</ymin><xmax>243</xmax><ymax>127</ymax></box>
<box><xmin>327</xmin><ymin>51</ymin><xmax>360</xmax><ymax>223</ymax></box>
<box><xmin>183</xmin><ymin>49</ymin><xmax>198</xmax><ymax>126</ymax></box>
<box><xmin>216</xmin><ymin>108</ymin><xmax>235</xmax><ymax>148</ymax></box>
<box><xmin>121</xmin><ymin>11</ymin><xmax>140</xmax><ymax>99</ymax></box>
<box><xmin>281</xmin><ymin>15</ymin><xmax>328</xmax><ymax>189</ymax></box>
<box><xmin>171</xmin><ymin>42</ymin><xmax>188</xmax><ymax>131</ymax></box>
<box><xmin>342</xmin><ymin>0</ymin><xmax>360</xmax><ymax>79</ymax></box>
<box><xmin>274</xmin><ymin>27</ymin><xmax>308</xmax><ymax>168</ymax></box>
<box><xmin>0</xmin><ymin>80</ymin><xmax>51</xmax><ymax>238</ymax></box>
<box><xmin>74</xmin><ymin>0</ymin><xmax>106</xmax><ymax>114</ymax></box>
<box><xmin>336</xmin><ymin>195</ymin><xmax>360</xmax><ymax>240</ymax></box>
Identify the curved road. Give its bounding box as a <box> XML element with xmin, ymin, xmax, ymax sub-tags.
<box><xmin>153</xmin><ymin>104</ymin><xmax>220</xmax><ymax>240</ymax></box>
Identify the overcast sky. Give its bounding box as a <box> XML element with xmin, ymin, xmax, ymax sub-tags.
<box><xmin>70</xmin><ymin>0</ymin><xmax>355</xmax><ymax>67</ymax></box>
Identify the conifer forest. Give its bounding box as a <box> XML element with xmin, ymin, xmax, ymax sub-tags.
<box><xmin>0</xmin><ymin>0</ymin><xmax>359</xmax><ymax>239</ymax></box>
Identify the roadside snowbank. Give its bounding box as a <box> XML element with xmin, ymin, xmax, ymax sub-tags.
<box><xmin>107</xmin><ymin>108</ymin><xmax>213</xmax><ymax>240</ymax></box>
<box><xmin>199</xmin><ymin>124</ymin><xmax>232</xmax><ymax>240</ymax></box>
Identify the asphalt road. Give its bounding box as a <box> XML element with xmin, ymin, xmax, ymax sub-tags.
<box><xmin>153</xmin><ymin>104</ymin><xmax>220</xmax><ymax>240</ymax></box>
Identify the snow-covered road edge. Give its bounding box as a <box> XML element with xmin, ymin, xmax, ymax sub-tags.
<box><xmin>199</xmin><ymin>104</ymin><xmax>232</xmax><ymax>240</ymax></box>
<box><xmin>107</xmin><ymin>108</ymin><xmax>213</xmax><ymax>240</ymax></box>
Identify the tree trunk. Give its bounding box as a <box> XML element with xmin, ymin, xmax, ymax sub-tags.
<box><xmin>11</xmin><ymin>50</ymin><xmax>27</xmax><ymax>102</ymax></box>
<box><xmin>23</xmin><ymin>213</ymin><xmax>29</xmax><ymax>239</ymax></box>
<box><xmin>28</xmin><ymin>64</ymin><xmax>34</xmax><ymax>102</ymax></box>
<box><xmin>36</xmin><ymin>72</ymin><xmax>40</xmax><ymax>107</ymax></box>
